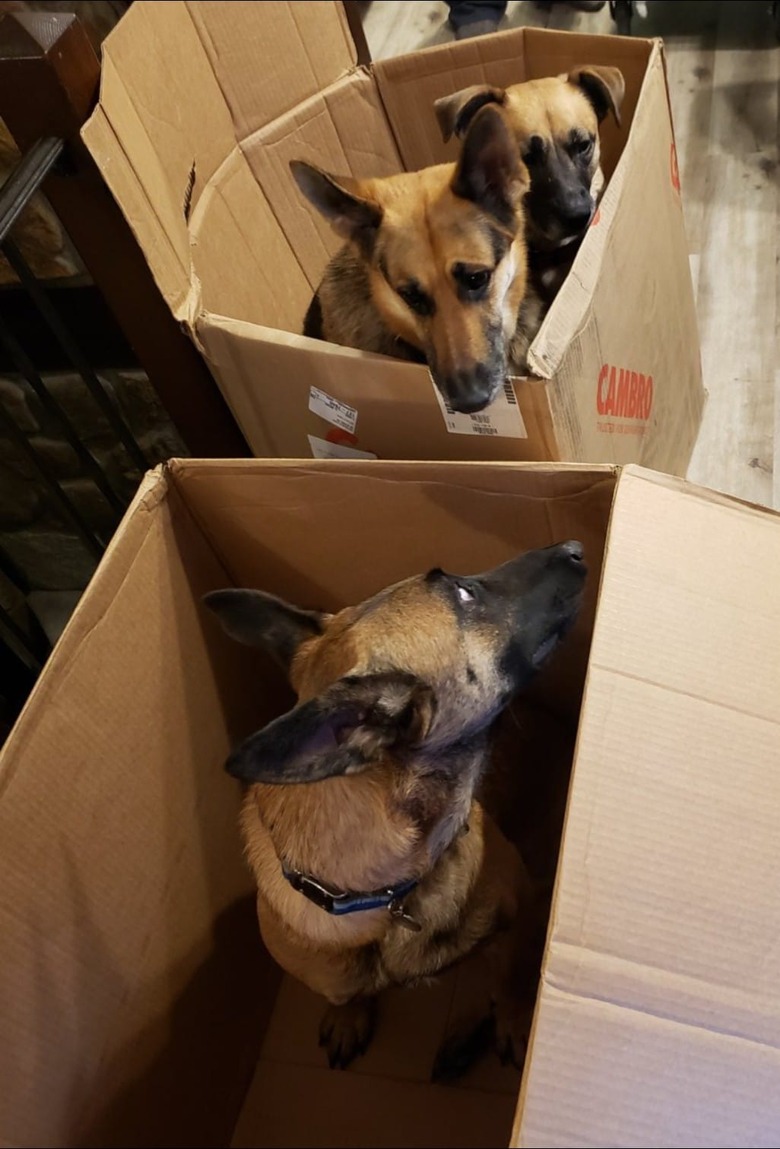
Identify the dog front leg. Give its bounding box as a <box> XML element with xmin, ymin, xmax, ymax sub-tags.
<box><xmin>319</xmin><ymin>995</ymin><xmax>378</xmax><ymax>1069</ymax></box>
<box><xmin>487</xmin><ymin>886</ymin><xmax>547</xmax><ymax>1068</ymax></box>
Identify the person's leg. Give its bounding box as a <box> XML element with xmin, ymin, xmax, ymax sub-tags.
<box><xmin>543</xmin><ymin>1</ymin><xmax>606</xmax><ymax>9</ymax></box>
<box><xmin>445</xmin><ymin>0</ymin><xmax>508</xmax><ymax>40</ymax></box>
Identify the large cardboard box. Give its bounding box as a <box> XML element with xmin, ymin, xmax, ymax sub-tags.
<box><xmin>83</xmin><ymin>2</ymin><xmax>704</xmax><ymax>471</ymax></box>
<box><xmin>2</xmin><ymin>458</ymin><xmax>779</xmax><ymax>1149</ymax></box>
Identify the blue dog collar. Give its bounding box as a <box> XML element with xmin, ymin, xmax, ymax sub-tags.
<box><xmin>282</xmin><ymin>865</ymin><xmax>421</xmax><ymax>931</ymax></box>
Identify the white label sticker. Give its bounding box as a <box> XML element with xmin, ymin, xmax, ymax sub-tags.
<box><xmin>308</xmin><ymin>435</ymin><xmax>377</xmax><ymax>461</ymax></box>
<box><xmin>308</xmin><ymin>387</ymin><xmax>358</xmax><ymax>434</ymax></box>
<box><xmin>434</xmin><ymin>379</ymin><xmax>527</xmax><ymax>438</ymax></box>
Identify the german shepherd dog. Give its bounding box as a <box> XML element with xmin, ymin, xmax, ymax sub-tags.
<box><xmin>435</xmin><ymin>66</ymin><xmax>625</xmax><ymax>326</ymax></box>
<box><xmin>204</xmin><ymin>541</ymin><xmax>586</xmax><ymax>1075</ymax></box>
<box><xmin>290</xmin><ymin>105</ymin><xmax>532</xmax><ymax>415</ymax></box>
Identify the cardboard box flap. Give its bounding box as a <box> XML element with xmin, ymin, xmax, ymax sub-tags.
<box><xmin>374</xmin><ymin>27</ymin><xmax>530</xmax><ymax>172</ymax></box>
<box><xmin>516</xmin><ymin>466</ymin><xmax>780</xmax><ymax>1147</ymax></box>
<box><xmin>83</xmin><ymin>1</ymin><xmax>356</xmax><ymax>320</ymax></box>
<box><xmin>0</xmin><ymin>468</ymin><xmax>274</xmax><ymax>1146</ymax></box>
<box><xmin>184</xmin><ymin>1</ymin><xmax>357</xmax><ymax>140</ymax></box>
<box><xmin>83</xmin><ymin>0</ymin><xmax>239</xmax><ymax>320</ymax></box>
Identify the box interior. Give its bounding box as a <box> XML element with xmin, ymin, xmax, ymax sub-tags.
<box><xmin>193</xmin><ymin>28</ymin><xmax>654</xmax><ymax>340</ymax></box>
<box><xmin>0</xmin><ymin>461</ymin><xmax>616</xmax><ymax>1148</ymax></box>
<box><xmin>93</xmin><ymin>2</ymin><xmax>653</xmax><ymax>341</ymax></box>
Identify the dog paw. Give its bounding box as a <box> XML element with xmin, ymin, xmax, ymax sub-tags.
<box><xmin>494</xmin><ymin>1003</ymin><xmax>532</xmax><ymax>1069</ymax></box>
<box><xmin>318</xmin><ymin>997</ymin><xmax>377</xmax><ymax>1070</ymax></box>
<box><xmin>431</xmin><ymin>1013</ymin><xmax>496</xmax><ymax>1084</ymax></box>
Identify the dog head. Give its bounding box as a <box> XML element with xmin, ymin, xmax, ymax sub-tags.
<box><xmin>204</xmin><ymin>541</ymin><xmax>586</xmax><ymax>786</ymax></box>
<box><xmin>290</xmin><ymin>105</ymin><xmax>529</xmax><ymax>414</ymax></box>
<box><xmin>435</xmin><ymin>66</ymin><xmax>625</xmax><ymax>249</ymax></box>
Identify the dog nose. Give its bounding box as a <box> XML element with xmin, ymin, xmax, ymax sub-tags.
<box><xmin>560</xmin><ymin>187</ymin><xmax>593</xmax><ymax>231</ymax></box>
<box><xmin>560</xmin><ymin>540</ymin><xmax>584</xmax><ymax>562</ymax></box>
<box><xmin>549</xmin><ymin>539</ymin><xmax>585</xmax><ymax>566</ymax></box>
<box><xmin>443</xmin><ymin>365</ymin><xmax>496</xmax><ymax>414</ymax></box>
<box><xmin>562</xmin><ymin>202</ymin><xmax>593</xmax><ymax>230</ymax></box>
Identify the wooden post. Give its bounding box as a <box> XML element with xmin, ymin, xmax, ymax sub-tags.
<box><xmin>0</xmin><ymin>11</ymin><xmax>249</xmax><ymax>458</ymax></box>
<box><xmin>342</xmin><ymin>0</ymin><xmax>372</xmax><ymax>65</ymax></box>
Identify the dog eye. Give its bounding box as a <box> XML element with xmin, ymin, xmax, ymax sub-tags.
<box><xmin>397</xmin><ymin>283</ymin><xmax>433</xmax><ymax>316</ymax></box>
<box><xmin>570</xmin><ymin>135</ymin><xmax>595</xmax><ymax>156</ymax></box>
<box><xmin>455</xmin><ymin>583</ymin><xmax>475</xmax><ymax>605</ymax></box>
<box><xmin>453</xmin><ymin>267</ymin><xmax>492</xmax><ymax>295</ymax></box>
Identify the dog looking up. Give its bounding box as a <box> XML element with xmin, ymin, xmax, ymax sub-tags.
<box><xmin>290</xmin><ymin>105</ymin><xmax>535</xmax><ymax>415</ymax></box>
<box><xmin>205</xmin><ymin>541</ymin><xmax>586</xmax><ymax>1077</ymax></box>
<box><xmin>435</xmin><ymin>67</ymin><xmax>625</xmax><ymax>327</ymax></box>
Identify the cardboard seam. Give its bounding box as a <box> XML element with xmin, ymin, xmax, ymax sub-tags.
<box><xmin>86</xmin><ymin>101</ymin><xmax>192</xmax><ymax>323</ymax></box>
<box><xmin>169</xmin><ymin>463</ymin><xmax>616</xmax><ymax>505</ymax></box>
<box><xmin>588</xmin><ymin>661</ymin><xmax>780</xmax><ymax>728</ymax></box>
<box><xmin>541</xmin><ymin>973</ymin><xmax>780</xmax><ymax>1056</ymax></box>
<box><xmin>165</xmin><ymin>462</ymin><xmax>257</xmax><ymax>588</ymax></box>
<box><xmin>232</xmin><ymin>70</ymin><xmax>392</xmax><ymax>296</ymax></box>
<box><xmin>623</xmin><ymin>466</ymin><xmax>780</xmax><ymax>523</ymax></box>
<box><xmin>181</xmin><ymin>1</ymin><xmax>242</xmax><ymax>139</ymax></box>
<box><xmin>290</xmin><ymin>0</ymin><xmax>358</xmax><ymax>87</ymax></box>
<box><xmin>185</xmin><ymin>1</ymin><xmax>357</xmax><ymax>145</ymax></box>
<box><xmin>189</xmin><ymin>146</ymin><xmax>303</xmax><ymax>329</ymax></box>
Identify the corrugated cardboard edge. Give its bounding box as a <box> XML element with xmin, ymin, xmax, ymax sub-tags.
<box><xmin>510</xmin><ymin>461</ymin><xmax>624</xmax><ymax>1147</ymax></box>
<box><xmin>511</xmin><ymin>463</ymin><xmax>780</xmax><ymax>1147</ymax></box>
<box><xmin>0</xmin><ymin>468</ymin><xmax>169</xmax><ymax>794</ymax></box>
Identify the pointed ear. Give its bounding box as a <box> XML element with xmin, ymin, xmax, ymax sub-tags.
<box><xmin>567</xmin><ymin>65</ymin><xmax>625</xmax><ymax>127</ymax></box>
<box><xmin>451</xmin><ymin>105</ymin><xmax>529</xmax><ymax>229</ymax></box>
<box><xmin>203</xmin><ymin>588</ymin><xmax>325</xmax><ymax>671</ymax></box>
<box><xmin>290</xmin><ymin>160</ymin><xmax>383</xmax><ymax>255</ymax></box>
<box><xmin>225</xmin><ymin>672</ymin><xmax>436</xmax><ymax>785</ymax></box>
<box><xmin>434</xmin><ymin>84</ymin><xmax>506</xmax><ymax>143</ymax></box>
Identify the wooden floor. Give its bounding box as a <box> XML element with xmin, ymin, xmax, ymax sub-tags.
<box><xmin>362</xmin><ymin>0</ymin><xmax>780</xmax><ymax>509</ymax></box>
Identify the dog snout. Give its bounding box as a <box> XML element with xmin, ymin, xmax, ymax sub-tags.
<box><xmin>542</xmin><ymin>540</ymin><xmax>588</xmax><ymax>586</ymax></box>
<box><xmin>558</xmin><ymin>186</ymin><xmax>593</xmax><ymax>232</ymax></box>
<box><xmin>441</xmin><ymin>363</ymin><xmax>499</xmax><ymax>415</ymax></box>
<box><xmin>552</xmin><ymin>539</ymin><xmax>585</xmax><ymax>564</ymax></box>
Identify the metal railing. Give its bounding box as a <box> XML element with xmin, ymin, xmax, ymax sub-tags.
<box><xmin>0</xmin><ymin>135</ymin><xmax>148</xmax><ymax>731</ymax></box>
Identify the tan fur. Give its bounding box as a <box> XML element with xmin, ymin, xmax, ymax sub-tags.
<box><xmin>293</xmin><ymin>105</ymin><xmax>535</xmax><ymax>411</ymax></box>
<box><xmin>207</xmin><ymin>544</ymin><xmax>586</xmax><ymax>1071</ymax></box>
<box><xmin>239</xmin><ymin>580</ymin><xmax>529</xmax><ymax>987</ymax></box>
<box><xmin>352</xmin><ymin>167</ymin><xmax>528</xmax><ymax>374</ymax></box>
<box><xmin>434</xmin><ymin>67</ymin><xmax>625</xmax><ymax>337</ymax></box>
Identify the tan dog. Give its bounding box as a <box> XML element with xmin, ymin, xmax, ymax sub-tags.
<box><xmin>435</xmin><ymin>67</ymin><xmax>625</xmax><ymax>323</ymax></box>
<box><xmin>205</xmin><ymin>541</ymin><xmax>586</xmax><ymax>1076</ymax></box>
<box><xmin>290</xmin><ymin>105</ymin><xmax>534</xmax><ymax>414</ymax></box>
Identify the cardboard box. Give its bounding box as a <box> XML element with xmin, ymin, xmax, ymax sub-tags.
<box><xmin>3</xmin><ymin>457</ymin><xmax>779</xmax><ymax>1148</ymax></box>
<box><xmin>83</xmin><ymin>2</ymin><xmax>704</xmax><ymax>471</ymax></box>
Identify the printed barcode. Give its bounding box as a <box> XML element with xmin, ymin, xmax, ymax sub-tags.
<box><xmin>503</xmin><ymin>381</ymin><xmax>517</xmax><ymax>406</ymax></box>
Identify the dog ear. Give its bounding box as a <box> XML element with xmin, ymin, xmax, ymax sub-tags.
<box><xmin>434</xmin><ymin>84</ymin><xmax>507</xmax><ymax>143</ymax></box>
<box><xmin>568</xmin><ymin>65</ymin><xmax>625</xmax><ymax>128</ymax></box>
<box><xmin>290</xmin><ymin>160</ymin><xmax>383</xmax><ymax>254</ymax></box>
<box><xmin>451</xmin><ymin>104</ymin><xmax>529</xmax><ymax>229</ymax></box>
<box><xmin>225</xmin><ymin>672</ymin><xmax>437</xmax><ymax>785</ymax></box>
<box><xmin>203</xmin><ymin>588</ymin><xmax>326</xmax><ymax>671</ymax></box>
